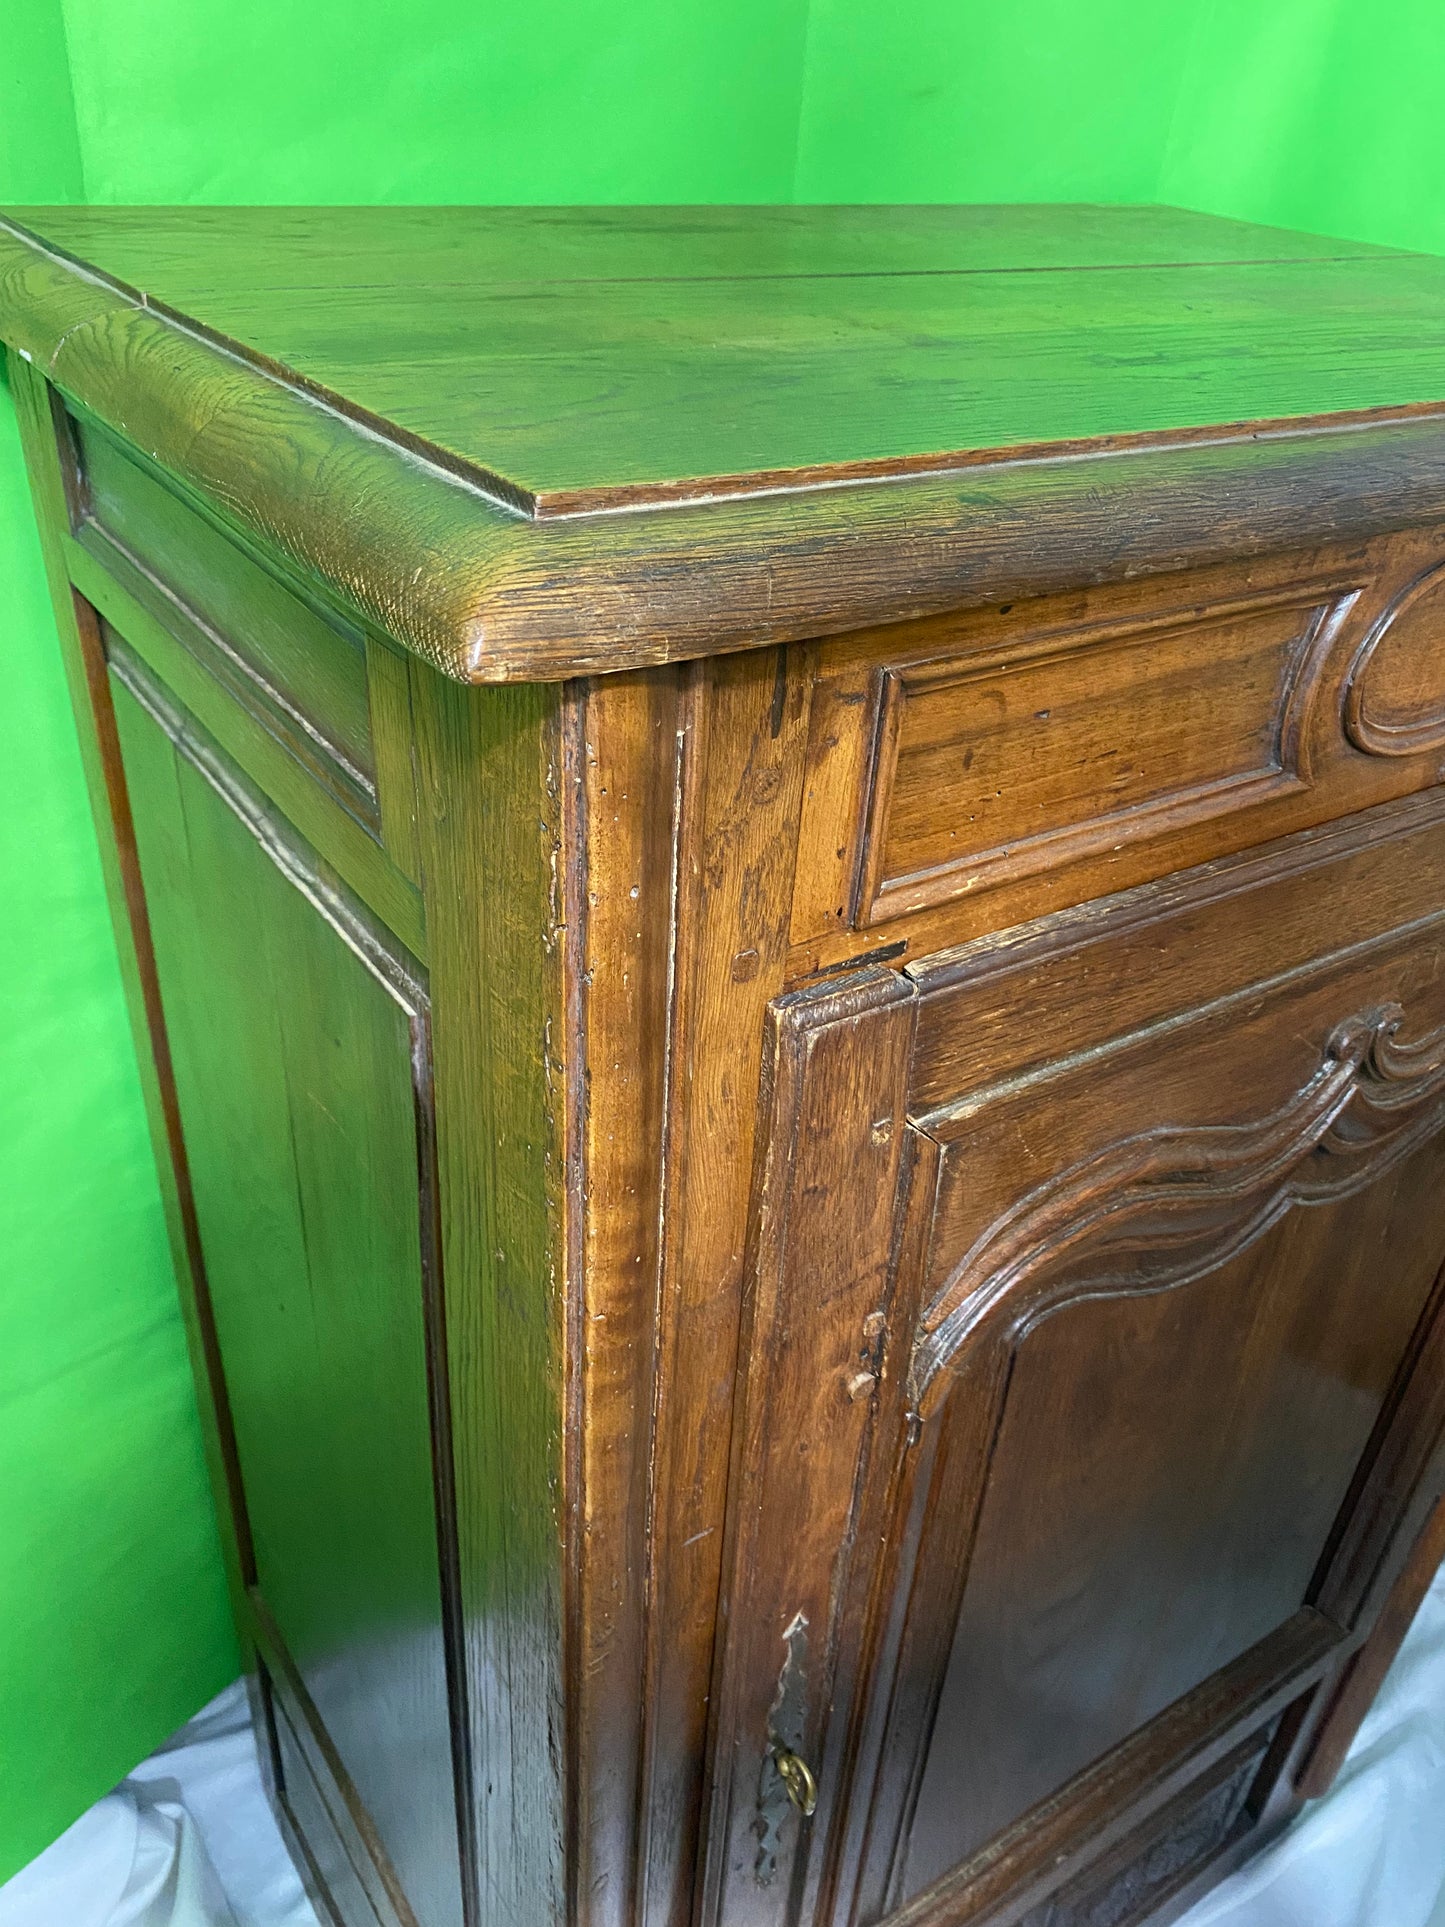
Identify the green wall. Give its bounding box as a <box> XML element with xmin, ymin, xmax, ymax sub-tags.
<box><xmin>2</xmin><ymin>0</ymin><xmax>1442</xmax><ymax>1883</ymax></box>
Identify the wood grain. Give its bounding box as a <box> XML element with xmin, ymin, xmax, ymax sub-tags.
<box><xmin>70</xmin><ymin>406</ymin><xmax>381</xmax><ymax>822</ymax></box>
<box><xmin>68</xmin><ymin>539</ymin><xmax>426</xmax><ymax>957</ymax></box>
<box><xmin>639</xmin><ymin>648</ymin><xmax>814</xmax><ymax>1927</ymax></box>
<box><xmin>856</xmin><ymin>585</ymin><xmax>1350</xmax><ymax>924</ymax></box>
<box><xmin>12</xmin><ymin>202</ymin><xmax>1445</xmax><ymax>1927</ymax></box>
<box><xmin>791</xmin><ymin>530</ymin><xmax>1445</xmax><ymax>970</ymax></box>
<box><xmin>1344</xmin><ymin>560</ymin><xmax>1445</xmax><ymax>758</ymax></box>
<box><xmin>714</xmin><ymin>767</ymin><xmax>1445</xmax><ymax>1927</ymax></box>
<box><xmin>408</xmin><ymin>663</ymin><xmax>567</xmax><ymax>1927</ymax></box>
<box><xmin>701</xmin><ymin>966</ymin><xmax>917</xmax><ymax>1927</ymax></box>
<box><xmin>5</xmin><ymin>205</ymin><xmax>1439</xmax><ymax>504</ymax></box>
<box><xmin>8</xmin><ymin>209</ymin><xmax>1445</xmax><ymax>680</ymax></box>
<box><xmin>561</xmin><ymin>667</ymin><xmax>685</xmax><ymax>1927</ymax></box>
<box><xmin>109</xmin><ymin>642</ymin><xmax>469</xmax><ymax>1927</ymax></box>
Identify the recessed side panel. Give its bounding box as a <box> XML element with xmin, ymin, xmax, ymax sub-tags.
<box><xmin>66</xmin><ymin>406</ymin><xmax>384</xmax><ymax>835</ymax></box>
<box><xmin>107</xmin><ymin>637</ymin><xmax>470</xmax><ymax>1927</ymax></box>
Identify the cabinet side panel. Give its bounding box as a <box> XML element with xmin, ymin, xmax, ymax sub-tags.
<box><xmin>5</xmin><ymin>352</ymin><xmax>255</xmax><ymax>1653</ymax></box>
<box><xmin>109</xmin><ymin>653</ymin><xmax>467</xmax><ymax>1927</ymax></box>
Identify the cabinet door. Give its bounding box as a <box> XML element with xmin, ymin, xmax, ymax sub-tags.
<box><xmin>107</xmin><ymin>635</ymin><xmax>469</xmax><ymax>1927</ymax></box>
<box><xmin>706</xmin><ymin>796</ymin><xmax>1445</xmax><ymax>1927</ymax></box>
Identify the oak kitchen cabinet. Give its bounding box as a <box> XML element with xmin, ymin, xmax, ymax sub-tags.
<box><xmin>4</xmin><ymin>204</ymin><xmax>1445</xmax><ymax>1927</ymax></box>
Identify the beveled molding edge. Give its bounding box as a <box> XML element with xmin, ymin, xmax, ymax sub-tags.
<box><xmin>1345</xmin><ymin>559</ymin><xmax>1445</xmax><ymax>757</ymax></box>
<box><xmin>8</xmin><ymin>211</ymin><xmax>1445</xmax><ymax>684</ymax></box>
<box><xmin>875</xmin><ymin>1610</ymin><xmax>1340</xmax><ymax>1927</ymax></box>
<box><xmin>908</xmin><ymin>999</ymin><xmax>1445</xmax><ymax>1406</ymax></box>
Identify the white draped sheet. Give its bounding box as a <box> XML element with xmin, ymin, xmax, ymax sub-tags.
<box><xmin>4</xmin><ymin>1569</ymin><xmax>1442</xmax><ymax>1927</ymax></box>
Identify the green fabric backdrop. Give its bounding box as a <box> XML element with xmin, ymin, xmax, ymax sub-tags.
<box><xmin>2</xmin><ymin>0</ymin><xmax>1442</xmax><ymax>1881</ymax></box>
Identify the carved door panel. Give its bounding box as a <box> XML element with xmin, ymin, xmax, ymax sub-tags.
<box><xmin>705</xmin><ymin>797</ymin><xmax>1445</xmax><ymax>1927</ymax></box>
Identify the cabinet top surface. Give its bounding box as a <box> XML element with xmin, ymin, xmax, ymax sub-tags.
<box><xmin>7</xmin><ymin>202</ymin><xmax>1445</xmax><ymax>506</ymax></box>
<box><xmin>5</xmin><ymin>203</ymin><xmax>1445</xmax><ymax>682</ymax></box>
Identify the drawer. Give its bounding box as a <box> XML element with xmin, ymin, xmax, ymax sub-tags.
<box><xmin>792</xmin><ymin>534</ymin><xmax>1445</xmax><ymax>961</ymax></box>
<box><xmin>52</xmin><ymin>399</ymin><xmax>419</xmax><ymax>874</ymax></box>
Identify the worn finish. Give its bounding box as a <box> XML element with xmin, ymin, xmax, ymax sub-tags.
<box><xmin>9</xmin><ymin>207</ymin><xmax>1445</xmax><ymax>678</ymax></box>
<box><xmin>638</xmin><ymin>648</ymin><xmax>814</xmax><ymax>1927</ymax></box>
<box><xmin>6</xmin><ymin>204</ymin><xmax>1445</xmax><ymax>1927</ymax></box>
<box><xmin>719</xmin><ymin>801</ymin><xmax>1445</xmax><ymax>1927</ymax></box>
<box><xmin>791</xmin><ymin>530</ymin><xmax>1445</xmax><ymax>967</ymax></box>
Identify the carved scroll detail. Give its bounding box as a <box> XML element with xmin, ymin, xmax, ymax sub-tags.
<box><xmin>1344</xmin><ymin>562</ymin><xmax>1445</xmax><ymax>757</ymax></box>
<box><xmin>910</xmin><ymin>1003</ymin><xmax>1445</xmax><ymax>1406</ymax></box>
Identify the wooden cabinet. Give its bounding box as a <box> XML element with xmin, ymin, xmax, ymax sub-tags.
<box><xmin>5</xmin><ymin>203</ymin><xmax>1445</xmax><ymax>1927</ymax></box>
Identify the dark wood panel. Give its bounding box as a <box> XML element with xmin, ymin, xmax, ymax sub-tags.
<box><xmin>903</xmin><ymin>1140</ymin><xmax>1445</xmax><ymax>1891</ymax></box>
<box><xmin>107</xmin><ymin>644</ymin><xmax>470</xmax><ymax>1927</ymax></box>
<box><xmin>873</xmin><ymin>943</ymin><xmax>1445</xmax><ymax>1921</ymax></box>
<box><xmin>872</xmin><ymin>1616</ymin><xmax>1336</xmax><ymax>1927</ymax></box>
<box><xmin>719</xmin><ymin>796</ymin><xmax>1445</xmax><ymax>1927</ymax></box>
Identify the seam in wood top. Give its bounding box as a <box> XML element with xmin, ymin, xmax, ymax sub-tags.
<box><xmin>7</xmin><ymin>208</ymin><xmax>1445</xmax><ymax>683</ymax></box>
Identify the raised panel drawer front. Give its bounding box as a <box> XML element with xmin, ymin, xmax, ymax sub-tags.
<box><xmin>707</xmin><ymin>793</ymin><xmax>1445</xmax><ymax>1927</ymax></box>
<box><xmin>791</xmin><ymin>533</ymin><xmax>1445</xmax><ymax>963</ymax></box>
<box><xmin>862</xmin><ymin>588</ymin><xmax>1337</xmax><ymax>916</ymax></box>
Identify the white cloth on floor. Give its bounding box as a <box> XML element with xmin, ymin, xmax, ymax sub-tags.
<box><xmin>0</xmin><ymin>1685</ymin><xmax>315</xmax><ymax>1927</ymax></box>
<box><xmin>2</xmin><ymin>1567</ymin><xmax>1442</xmax><ymax>1927</ymax></box>
<box><xmin>0</xmin><ymin>1789</ymin><xmax>238</xmax><ymax>1927</ymax></box>
<box><xmin>1179</xmin><ymin>1565</ymin><xmax>1445</xmax><ymax>1927</ymax></box>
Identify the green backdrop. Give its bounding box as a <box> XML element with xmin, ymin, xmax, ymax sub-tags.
<box><xmin>3</xmin><ymin>0</ymin><xmax>1443</xmax><ymax>1883</ymax></box>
